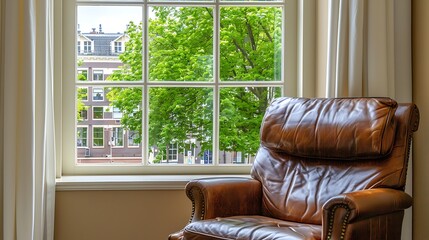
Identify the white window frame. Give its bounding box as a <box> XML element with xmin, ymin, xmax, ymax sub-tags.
<box><xmin>58</xmin><ymin>0</ymin><xmax>298</xmax><ymax>175</ymax></box>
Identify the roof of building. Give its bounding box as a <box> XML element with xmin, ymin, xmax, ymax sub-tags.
<box><xmin>79</xmin><ymin>32</ymin><xmax>125</xmax><ymax>56</ymax></box>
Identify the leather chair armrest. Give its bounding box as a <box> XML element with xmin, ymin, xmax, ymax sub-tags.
<box><xmin>168</xmin><ymin>230</ymin><xmax>183</xmax><ymax>240</ymax></box>
<box><xmin>322</xmin><ymin>188</ymin><xmax>412</xmax><ymax>239</ymax></box>
<box><xmin>185</xmin><ymin>177</ymin><xmax>262</xmax><ymax>222</ymax></box>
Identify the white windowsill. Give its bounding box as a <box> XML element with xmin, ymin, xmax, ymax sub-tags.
<box><xmin>55</xmin><ymin>175</ymin><xmax>251</xmax><ymax>191</ymax></box>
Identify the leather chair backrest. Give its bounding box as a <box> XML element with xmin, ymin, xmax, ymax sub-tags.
<box><xmin>251</xmin><ymin>97</ymin><xmax>419</xmax><ymax>225</ymax></box>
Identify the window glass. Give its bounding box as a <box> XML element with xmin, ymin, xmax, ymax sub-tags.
<box><xmin>219</xmin><ymin>87</ymin><xmax>281</xmax><ymax>164</ymax></box>
<box><xmin>149</xmin><ymin>87</ymin><xmax>213</xmax><ymax>164</ymax></box>
<box><xmin>77</xmin><ymin>127</ymin><xmax>88</xmax><ymax>147</ymax></box>
<box><xmin>93</xmin><ymin>107</ymin><xmax>104</xmax><ymax>119</ymax></box>
<box><xmin>112</xmin><ymin>127</ymin><xmax>124</xmax><ymax>147</ymax></box>
<box><xmin>148</xmin><ymin>6</ymin><xmax>213</xmax><ymax>82</ymax></box>
<box><xmin>92</xmin><ymin>87</ymin><xmax>104</xmax><ymax>101</ymax></box>
<box><xmin>83</xmin><ymin>41</ymin><xmax>92</xmax><ymax>53</ymax></box>
<box><xmin>93</xmin><ymin>127</ymin><xmax>104</xmax><ymax>147</ymax></box>
<box><xmin>220</xmin><ymin>7</ymin><xmax>282</xmax><ymax>82</ymax></box>
<box><xmin>67</xmin><ymin>0</ymin><xmax>286</xmax><ymax>172</ymax></box>
<box><xmin>77</xmin><ymin>69</ymin><xmax>88</xmax><ymax>81</ymax></box>
<box><xmin>128</xmin><ymin>130</ymin><xmax>140</xmax><ymax>147</ymax></box>
<box><xmin>93</xmin><ymin>70</ymin><xmax>104</xmax><ymax>81</ymax></box>
<box><xmin>114</xmin><ymin>42</ymin><xmax>122</xmax><ymax>53</ymax></box>
<box><xmin>77</xmin><ymin>5</ymin><xmax>142</xmax><ymax>81</ymax></box>
<box><xmin>112</xmin><ymin>107</ymin><xmax>123</xmax><ymax>119</ymax></box>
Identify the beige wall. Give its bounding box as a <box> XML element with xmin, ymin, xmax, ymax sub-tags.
<box><xmin>0</xmin><ymin>0</ymin><xmax>4</xmax><ymax>237</ymax></box>
<box><xmin>54</xmin><ymin>190</ymin><xmax>191</xmax><ymax>240</ymax></box>
<box><xmin>412</xmin><ymin>1</ymin><xmax>429</xmax><ymax>240</ymax></box>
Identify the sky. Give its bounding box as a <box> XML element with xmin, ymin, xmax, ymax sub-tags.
<box><xmin>78</xmin><ymin>6</ymin><xmax>143</xmax><ymax>33</ymax></box>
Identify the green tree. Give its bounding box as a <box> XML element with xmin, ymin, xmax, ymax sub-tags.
<box><xmin>107</xmin><ymin>7</ymin><xmax>281</xmax><ymax>161</ymax></box>
<box><xmin>77</xmin><ymin>60</ymin><xmax>88</xmax><ymax>122</ymax></box>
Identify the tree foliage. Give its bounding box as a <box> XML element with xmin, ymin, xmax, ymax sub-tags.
<box><xmin>107</xmin><ymin>7</ymin><xmax>282</xmax><ymax>160</ymax></box>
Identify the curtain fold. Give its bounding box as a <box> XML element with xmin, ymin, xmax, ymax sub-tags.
<box><xmin>3</xmin><ymin>0</ymin><xmax>56</xmax><ymax>239</ymax></box>
<box><xmin>324</xmin><ymin>0</ymin><xmax>412</xmax><ymax>239</ymax></box>
<box><xmin>325</xmin><ymin>0</ymin><xmax>411</xmax><ymax>100</ymax></box>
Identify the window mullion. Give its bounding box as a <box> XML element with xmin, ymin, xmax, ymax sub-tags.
<box><xmin>142</xmin><ymin>3</ymin><xmax>149</xmax><ymax>165</ymax></box>
<box><xmin>213</xmin><ymin>0</ymin><xmax>220</xmax><ymax>166</ymax></box>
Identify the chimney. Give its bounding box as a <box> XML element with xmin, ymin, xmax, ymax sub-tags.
<box><xmin>99</xmin><ymin>24</ymin><xmax>104</xmax><ymax>34</ymax></box>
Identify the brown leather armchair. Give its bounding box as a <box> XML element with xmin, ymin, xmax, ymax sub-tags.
<box><xmin>169</xmin><ymin>97</ymin><xmax>419</xmax><ymax>240</ymax></box>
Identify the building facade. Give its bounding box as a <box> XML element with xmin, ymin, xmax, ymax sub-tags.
<box><xmin>76</xmin><ymin>25</ymin><xmax>252</xmax><ymax>165</ymax></box>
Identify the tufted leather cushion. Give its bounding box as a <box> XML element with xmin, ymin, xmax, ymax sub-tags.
<box><xmin>252</xmin><ymin>98</ymin><xmax>416</xmax><ymax>224</ymax></box>
<box><xmin>261</xmin><ymin>97</ymin><xmax>398</xmax><ymax>160</ymax></box>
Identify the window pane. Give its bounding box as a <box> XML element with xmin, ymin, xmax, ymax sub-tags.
<box><xmin>112</xmin><ymin>127</ymin><xmax>124</xmax><ymax>147</ymax></box>
<box><xmin>77</xmin><ymin>69</ymin><xmax>88</xmax><ymax>81</ymax></box>
<box><xmin>77</xmin><ymin>87</ymin><xmax>88</xmax><ymax>101</ymax></box>
<box><xmin>93</xmin><ymin>70</ymin><xmax>104</xmax><ymax>81</ymax></box>
<box><xmin>93</xmin><ymin>127</ymin><xmax>104</xmax><ymax>147</ymax></box>
<box><xmin>77</xmin><ymin>127</ymin><xmax>88</xmax><ymax>147</ymax></box>
<box><xmin>128</xmin><ymin>130</ymin><xmax>140</xmax><ymax>147</ymax></box>
<box><xmin>220</xmin><ymin>7</ymin><xmax>282</xmax><ymax>81</ymax></box>
<box><xmin>77</xmin><ymin>6</ymin><xmax>142</xmax><ymax>81</ymax></box>
<box><xmin>219</xmin><ymin>87</ymin><xmax>281</xmax><ymax>164</ymax></box>
<box><xmin>92</xmin><ymin>87</ymin><xmax>104</xmax><ymax>101</ymax></box>
<box><xmin>112</xmin><ymin>107</ymin><xmax>123</xmax><ymax>119</ymax></box>
<box><xmin>149</xmin><ymin>87</ymin><xmax>213</xmax><ymax>164</ymax></box>
<box><xmin>148</xmin><ymin>7</ymin><xmax>213</xmax><ymax>81</ymax></box>
<box><xmin>76</xmin><ymin>87</ymin><xmax>143</xmax><ymax>164</ymax></box>
<box><xmin>93</xmin><ymin>107</ymin><xmax>104</xmax><ymax>119</ymax></box>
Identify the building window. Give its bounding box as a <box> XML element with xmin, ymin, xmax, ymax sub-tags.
<box><xmin>93</xmin><ymin>106</ymin><xmax>104</xmax><ymax>119</ymax></box>
<box><xmin>83</xmin><ymin>41</ymin><xmax>92</xmax><ymax>53</ymax></box>
<box><xmin>168</xmin><ymin>143</ymin><xmax>178</xmax><ymax>162</ymax></box>
<box><xmin>93</xmin><ymin>70</ymin><xmax>104</xmax><ymax>81</ymax></box>
<box><xmin>77</xmin><ymin>41</ymin><xmax>81</xmax><ymax>54</ymax></box>
<box><xmin>112</xmin><ymin>127</ymin><xmax>124</xmax><ymax>147</ymax></box>
<box><xmin>79</xmin><ymin>109</ymin><xmax>88</xmax><ymax>121</ymax></box>
<box><xmin>112</xmin><ymin>107</ymin><xmax>123</xmax><ymax>119</ymax></box>
<box><xmin>77</xmin><ymin>127</ymin><xmax>88</xmax><ymax>147</ymax></box>
<box><xmin>92</xmin><ymin>87</ymin><xmax>104</xmax><ymax>101</ymax></box>
<box><xmin>114</xmin><ymin>42</ymin><xmax>122</xmax><ymax>53</ymax></box>
<box><xmin>93</xmin><ymin>127</ymin><xmax>104</xmax><ymax>147</ymax></box>
<box><xmin>63</xmin><ymin>0</ymin><xmax>289</xmax><ymax>174</ymax></box>
<box><xmin>77</xmin><ymin>69</ymin><xmax>88</xmax><ymax>81</ymax></box>
<box><xmin>78</xmin><ymin>87</ymin><xmax>88</xmax><ymax>101</ymax></box>
<box><xmin>128</xmin><ymin>130</ymin><xmax>140</xmax><ymax>147</ymax></box>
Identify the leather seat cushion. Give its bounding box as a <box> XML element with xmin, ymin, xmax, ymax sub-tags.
<box><xmin>183</xmin><ymin>215</ymin><xmax>321</xmax><ymax>240</ymax></box>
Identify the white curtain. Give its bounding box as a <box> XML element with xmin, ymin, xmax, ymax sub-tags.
<box><xmin>2</xmin><ymin>0</ymin><xmax>56</xmax><ymax>239</ymax></box>
<box><xmin>325</xmin><ymin>0</ymin><xmax>412</xmax><ymax>101</ymax></box>
<box><xmin>324</xmin><ymin>0</ymin><xmax>412</xmax><ymax>239</ymax></box>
